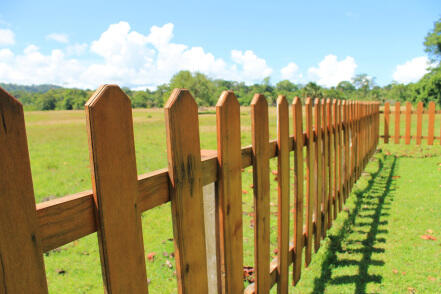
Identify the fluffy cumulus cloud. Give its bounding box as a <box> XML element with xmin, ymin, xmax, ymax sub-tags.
<box><xmin>392</xmin><ymin>56</ymin><xmax>430</xmax><ymax>84</ymax></box>
<box><xmin>280</xmin><ymin>62</ymin><xmax>302</xmax><ymax>82</ymax></box>
<box><xmin>0</xmin><ymin>28</ymin><xmax>15</xmax><ymax>46</ymax></box>
<box><xmin>46</xmin><ymin>33</ymin><xmax>69</xmax><ymax>44</ymax></box>
<box><xmin>0</xmin><ymin>22</ymin><xmax>273</xmax><ymax>89</ymax></box>
<box><xmin>308</xmin><ymin>54</ymin><xmax>357</xmax><ymax>87</ymax></box>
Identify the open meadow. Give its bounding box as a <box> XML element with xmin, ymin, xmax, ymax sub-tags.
<box><xmin>25</xmin><ymin>107</ymin><xmax>441</xmax><ymax>293</ymax></box>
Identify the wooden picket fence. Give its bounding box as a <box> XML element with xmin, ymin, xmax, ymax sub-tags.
<box><xmin>382</xmin><ymin>101</ymin><xmax>440</xmax><ymax>145</ymax></box>
<box><xmin>0</xmin><ymin>85</ymin><xmax>379</xmax><ymax>294</ymax></box>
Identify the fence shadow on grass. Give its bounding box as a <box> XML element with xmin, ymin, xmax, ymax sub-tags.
<box><xmin>313</xmin><ymin>154</ymin><xmax>397</xmax><ymax>294</ymax></box>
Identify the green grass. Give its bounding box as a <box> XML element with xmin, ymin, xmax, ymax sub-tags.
<box><xmin>23</xmin><ymin>109</ymin><xmax>441</xmax><ymax>293</ymax></box>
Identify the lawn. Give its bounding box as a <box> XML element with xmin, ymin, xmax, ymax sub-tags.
<box><xmin>23</xmin><ymin>108</ymin><xmax>441</xmax><ymax>293</ymax></box>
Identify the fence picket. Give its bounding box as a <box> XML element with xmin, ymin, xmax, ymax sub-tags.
<box><xmin>416</xmin><ymin>102</ymin><xmax>423</xmax><ymax>145</ymax></box>
<box><xmin>314</xmin><ymin>99</ymin><xmax>322</xmax><ymax>252</ymax></box>
<box><xmin>251</xmin><ymin>94</ymin><xmax>271</xmax><ymax>293</ymax></box>
<box><xmin>322</xmin><ymin>99</ymin><xmax>329</xmax><ymax>235</ymax></box>
<box><xmin>326</xmin><ymin>99</ymin><xmax>333</xmax><ymax>229</ymax></box>
<box><xmin>384</xmin><ymin>102</ymin><xmax>390</xmax><ymax>143</ymax></box>
<box><xmin>305</xmin><ymin>97</ymin><xmax>315</xmax><ymax>266</ymax></box>
<box><xmin>85</xmin><ymin>85</ymin><xmax>149</xmax><ymax>293</ymax></box>
<box><xmin>0</xmin><ymin>88</ymin><xmax>49</xmax><ymax>293</ymax></box>
<box><xmin>276</xmin><ymin>96</ymin><xmax>290</xmax><ymax>294</ymax></box>
<box><xmin>394</xmin><ymin>102</ymin><xmax>400</xmax><ymax>144</ymax></box>
<box><xmin>215</xmin><ymin>91</ymin><xmax>243</xmax><ymax>293</ymax></box>
<box><xmin>337</xmin><ymin>100</ymin><xmax>343</xmax><ymax>211</ymax></box>
<box><xmin>428</xmin><ymin>101</ymin><xmax>435</xmax><ymax>145</ymax></box>
<box><xmin>292</xmin><ymin>97</ymin><xmax>304</xmax><ymax>285</ymax></box>
<box><xmin>332</xmin><ymin>99</ymin><xmax>339</xmax><ymax>219</ymax></box>
<box><xmin>164</xmin><ymin>89</ymin><xmax>208</xmax><ymax>294</ymax></box>
<box><xmin>405</xmin><ymin>102</ymin><xmax>412</xmax><ymax>144</ymax></box>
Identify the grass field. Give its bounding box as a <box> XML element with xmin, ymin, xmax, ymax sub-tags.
<box><xmin>23</xmin><ymin>108</ymin><xmax>441</xmax><ymax>293</ymax></box>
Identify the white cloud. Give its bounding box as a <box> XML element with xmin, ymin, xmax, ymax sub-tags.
<box><xmin>280</xmin><ymin>62</ymin><xmax>302</xmax><ymax>82</ymax></box>
<box><xmin>392</xmin><ymin>56</ymin><xmax>430</xmax><ymax>84</ymax></box>
<box><xmin>308</xmin><ymin>54</ymin><xmax>357</xmax><ymax>87</ymax></box>
<box><xmin>0</xmin><ymin>22</ymin><xmax>273</xmax><ymax>89</ymax></box>
<box><xmin>0</xmin><ymin>28</ymin><xmax>15</xmax><ymax>46</ymax></box>
<box><xmin>230</xmin><ymin>50</ymin><xmax>272</xmax><ymax>82</ymax></box>
<box><xmin>66</xmin><ymin>43</ymin><xmax>88</xmax><ymax>56</ymax></box>
<box><xmin>46</xmin><ymin>33</ymin><xmax>69</xmax><ymax>44</ymax></box>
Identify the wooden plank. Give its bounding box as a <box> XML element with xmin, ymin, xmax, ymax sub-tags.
<box><xmin>215</xmin><ymin>91</ymin><xmax>244</xmax><ymax>294</ymax></box>
<box><xmin>85</xmin><ymin>85</ymin><xmax>149</xmax><ymax>293</ymax></box>
<box><xmin>251</xmin><ymin>94</ymin><xmax>271</xmax><ymax>293</ymax></box>
<box><xmin>345</xmin><ymin>101</ymin><xmax>350</xmax><ymax>201</ymax></box>
<box><xmin>34</xmin><ymin>136</ymin><xmax>289</xmax><ymax>253</ymax></box>
<box><xmin>342</xmin><ymin>101</ymin><xmax>348</xmax><ymax>202</ymax></box>
<box><xmin>428</xmin><ymin>101</ymin><xmax>435</xmax><ymax>145</ymax></box>
<box><xmin>405</xmin><ymin>102</ymin><xmax>412</xmax><ymax>144</ymax></box>
<box><xmin>322</xmin><ymin>99</ymin><xmax>329</xmax><ymax>236</ymax></box>
<box><xmin>0</xmin><ymin>87</ymin><xmax>49</xmax><ymax>293</ymax></box>
<box><xmin>394</xmin><ymin>102</ymin><xmax>400</xmax><ymax>144</ymax></box>
<box><xmin>276</xmin><ymin>95</ymin><xmax>289</xmax><ymax>294</ymax></box>
<box><xmin>292</xmin><ymin>97</ymin><xmax>304</xmax><ymax>285</ymax></box>
<box><xmin>164</xmin><ymin>89</ymin><xmax>208</xmax><ymax>294</ymax></box>
<box><xmin>337</xmin><ymin>100</ymin><xmax>343</xmax><ymax>211</ymax></box>
<box><xmin>313</xmin><ymin>98</ymin><xmax>322</xmax><ymax>252</ymax></box>
<box><xmin>384</xmin><ymin>102</ymin><xmax>390</xmax><ymax>143</ymax></box>
<box><xmin>416</xmin><ymin>102</ymin><xmax>423</xmax><ymax>145</ymax></box>
<box><xmin>305</xmin><ymin>97</ymin><xmax>315</xmax><ymax>266</ymax></box>
<box><xmin>332</xmin><ymin>99</ymin><xmax>338</xmax><ymax>220</ymax></box>
<box><xmin>326</xmin><ymin>99</ymin><xmax>333</xmax><ymax>229</ymax></box>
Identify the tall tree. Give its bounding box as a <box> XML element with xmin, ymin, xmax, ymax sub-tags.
<box><xmin>424</xmin><ymin>17</ymin><xmax>441</xmax><ymax>62</ymax></box>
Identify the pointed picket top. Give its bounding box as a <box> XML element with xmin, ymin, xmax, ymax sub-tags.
<box><xmin>217</xmin><ymin>90</ymin><xmax>240</xmax><ymax>108</ymax></box>
<box><xmin>85</xmin><ymin>84</ymin><xmax>131</xmax><ymax>110</ymax></box>
<box><xmin>251</xmin><ymin>93</ymin><xmax>268</xmax><ymax>108</ymax></box>
<box><xmin>165</xmin><ymin>88</ymin><xmax>198</xmax><ymax>112</ymax></box>
<box><xmin>277</xmin><ymin>95</ymin><xmax>288</xmax><ymax>107</ymax></box>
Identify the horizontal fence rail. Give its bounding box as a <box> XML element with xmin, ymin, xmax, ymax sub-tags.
<box><xmin>0</xmin><ymin>85</ymin><xmax>379</xmax><ymax>294</ymax></box>
<box><xmin>382</xmin><ymin>101</ymin><xmax>440</xmax><ymax>145</ymax></box>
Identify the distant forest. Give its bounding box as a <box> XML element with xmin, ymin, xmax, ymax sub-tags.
<box><xmin>1</xmin><ymin>68</ymin><xmax>440</xmax><ymax>111</ymax></box>
<box><xmin>2</xmin><ymin>17</ymin><xmax>441</xmax><ymax>111</ymax></box>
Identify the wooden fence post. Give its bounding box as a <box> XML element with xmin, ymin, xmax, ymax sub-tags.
<box><xmin>85</xmin><ymin>85</ymin><xmax>149</xmax><ymax>293</ymax></box>
<box><xmin>416</xmin><ymin>102</ymin><xmax>423</xmax><ymax>145</ymax></box>
<box><xmin>165</xmin><ymin>89</ymin><xmax>208</xmax><ymax>294</ymax></box>
<box><xmin>276</xmin><ymin>95</ymin><xmax>290</xmax><ymax>294</ymax></box>
<box><xmin>0</xmin><ymin>88</ymin><xmax>49</xmax><ymax>293</ymax></box>
<box><xmin>305</xmin><ymin>97</ymin><xmax>315</xmax><ymax>266</ymax></box>
<box><xmin>332</xmin><ymin>99</ymin><xmax>338</xmax><ymax>219</ymax></box>
<box><xmin>314</xmin><ymin>99</ymin><xmax>322</xmax><ymax>252</ymax></box>
<box><xmin>326</xmin><ymin>99</ymin><xmax>333</xmax><ymax>229</ymax></box>
<box><xmin>428</xmin><ymin>101</ymin><xmax>435</xmax><ymax>145</ymax></box>
<box><xmin>215</xmin><ymin>91</ymin><xmax>243</xmax><ymax>294</ymax></box>
<box><xmin>394</xmin><ymin>102</ymin><xmax>401</xmax><ymax>144</ymax></box>
<box><xmin>292</xmin><ymin>97</ymin><xmax>304</xmax><ymax>285</ymax></box>
<box><xmin>251</xmin><ymin>94</ymin><xmax>270</xmax><ymax>293</ymax></box>
<box><xmin>384</xmin><ymin>102</ymin><xmax>390</xmax><ymax>143</ymax></box>
<box><xmin>321</xmin><ymin>99</ymin><xmax>329</xmax><ymax>236</ymax></box>
<box><xmin>337</xmin><ymin>100</ymin><xmax>343</xmax><ymax>211</ymax></box>
<box><xmin>405</xmin><ymin>102</ymin><xmax>412</xmax><ymax>144</ymax></box>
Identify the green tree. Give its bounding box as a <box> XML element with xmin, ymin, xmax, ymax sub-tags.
<box><xmin>424</xmin><ymin>17</ymin><xmax>441</xmax><ymax>62</ymax></box>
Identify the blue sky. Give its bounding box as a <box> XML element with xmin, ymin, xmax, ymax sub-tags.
<box><xmin>0</xmin><ymin>0</ymin><xmax>440</xmax><ymax>89</ymax></box>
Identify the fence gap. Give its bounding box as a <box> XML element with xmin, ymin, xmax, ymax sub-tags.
<box><xmin>405</xmin><ymin>102</ymin><xmax>412</xmax><ymax>144</ymax></box>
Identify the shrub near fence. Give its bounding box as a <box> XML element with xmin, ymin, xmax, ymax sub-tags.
<box><xmin>382</xmin><ymin>101</ymin><xmax>439</xmax><ymax>145</ymax></box>
<box><xmin>0</xmin><ymin>85</ymin><xmax>379</xmax><ymax>293</ymax></box>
